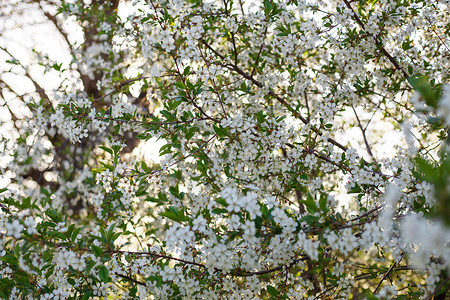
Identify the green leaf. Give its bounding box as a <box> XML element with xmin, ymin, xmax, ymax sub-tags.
<box><xmin>174</xmin><ymin>81</ymin><xmax>186</xmax><ymax>90</ymax></box>
<box><xmin>159</xmin><ymin>206</ymin><xmax>187</xmax><ymax>222</ymax></box>
<box><xmin>254</xmin><ymin>216</ymin><xmax>263</xmax><ymax>231</ymax></box>
<box><xmin>319</xmin><ymin>194</ymin><xmax>328</xmax><ymax>212</ymax></box>
<box><xmin>99</xmin><ymin>146</ymin><xmax>113</xmax><ymax>155</ymax></box>
<box><xmin>85</xmin><ymin>261</ymin><xmax>96</xmax><ymax>274</ymax></box>
<box><xmin>348</xmin><ymin>184</ymin><xmax>362</xmax><ymax>194</ymax></box>
<box><xmin>137</xmin><ymin>132</ymin><xmax>151</xmax><ymax>140</ymax></box>
<box><xmin>415</xmin><ymin>157</ymin><xmax>439</xmax><ymax>184</ymax></box>
<box><xmin>40</xmin><ymin>187</ymin><xmax>50</xmax><ymax>197</ymax></box>
<box><xmin>267</xmin><ymin>286</ymin><xmax>278</xmax><ymax>297</ymax></box>
<box><xmin>1</xmin><ymin>254</ymin><xmax>18</xmax><ymax>266</ymax></box>
<box><xmin>263</xmin><ymin>0</ymin><xmax>275</xmax><ymax>16</ymax></box>
<box><xmin>0</xmin><ymin>278</ymin><xmax>13</xmax><ymax>298</ymax></box>
<box><xmin>111</xmin><ymin>232</ymin><xmax>122</xmax><ymax>243</ymax></box>
<box><xmin>300</xmin><ymin>215</ymin><xmax>319</xmax><ymax>223</ymax></box>
<box><xmin>240</xmin><ymin>82</ymin><xmax>248</xmax><ymax>92</ymax></box>
<box><xmin>185</xmin><ymin>126</ymin><xmax>197</xmax><ymax>141</ymax></box>
<box><xmin>303</xmin><ymin>194</ymin><xmax>318</xmax><ymax>214</ymax></box>
<box><xmin>407</xmin><ymin>75</ymin><xmax>439</xmax><ymax>108</ymax></box>
<box><xmin>213</xmin><ymin>125</ymin><xmax>228</xmax><ymax>138</ymax></box>
<box><xmin>91</xmin><ymin>245</ymin><xmax>102</xmax><ymax>257</ymax></box>
<box><xmin>107</xmin><ymin>224</ymin><xmax>116</xmax><ymax>241</ymax></box>
<box><xmin>212</xmin><ymin>208</ymin><xmax>228</xmax><ymax>214</ymax></box>
<box><xmin>261</xmin><ymin>204</ymin><xmax>268</xmax><ymax>217</ymax></box>
<box><xmin>401</xmin><ymin>39</ymin><xmax>413</xmax><ymax>51</ymax></box>
<box><xmin>98</xmin><ymin>266</ymin><xmax>110</xmax><ymax>283</ymax></box>
<box><xmin>255</xmin><ymin>111</ymin><xmax>265</xmax><ymax>123</ymax></box>
<box><xmin>46</xmin><ymin>209</ymin><xmax>62</xmax><ymax>223</ymax></box>
<box><xmin>169</xmin><ymin>185</ymin><xmax>182</xmax><ymax>199</ymax></box>
<box><xmin>81</xmin><ymin>291</ymin><xmax>92</xmax><ymax>300</ymax></box>
<box><xmin>72</xmin><ymin>226</ymin><xmax>83</xmax><ymax>242</ymax></box>
<box><xmin>159</xmin><ymin>143</ymin><xmax>173</xmax><ymax>155</ymax></box>
<box><xmin>42</xmin><ymin>250</ymin><xmax>53</xmax><ymax>262</ymax></box>
<box><xmin>113</xmin><ymin>124</ymin><xmax>120</xmax><ymax>135</ymax></box>
<box><xmin>99</xmin><ymin>226</ymin><xmax>107</xmax><ymax>243</ymax></box>
<box><xmin>215</xmin><ymin>198</ymin><xmax>228</xmax><ymax>207</ymax></box>
<box><xmin>160</xmin><ymin>110</ymin><xmax>176</xmax><ymax>121</ymax></box>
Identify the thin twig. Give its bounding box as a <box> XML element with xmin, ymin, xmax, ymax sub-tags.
<box><xmin>0</xmin><ymin>46</ymin><xmax>51</xmax><ymax>104</ymax></box>
<box><xmin>425</xmin><ymin>17</ymin><xmax>450</xmax><ymax>53</ymax></box>
<box><xmin>251</xmin><ymin>26</ymin><xmax>268</xmax><ymax>77</ymax></box>
<box><xmin>14</xmin><ymin>233</ymin><xmax>311</xmax><ymax>279</ymax></box>
<box><xmin>93</xmin><ymin>115</ymin><xmax>209</xmax><ymax>125</ymax></box>
<box><xmin>37</xmin><ymin>2</ymin><xmax>74</xmax><ymax>53</ymax></box>
<box><xmin>116</xmin><ymin>273</ymin><xmax>146</xmax><ymax>286</ymax></box>
<box><xmin>347</xmin><ymin>206</ymin><xmax>382</xmax><ymax>223</ymax></box>
<box><xmin>172</xmin><ymin>55</ymin><xmax>220</xmax><ymax>123</ymax></box>
<box><xmin>108</xmin><ymin>249</ymin><xmax>206</xmax><ymax>268</ymax></box>
<box><xmin>374</xmin><ymin>253</ymin><xmax>404</xmax><ymax>293</ymax></box>
<box><xmin>351</xmin><ymin>103</ymin><xmax>376</xmax><ymax>160</ymax></box>
<box><xmin>231</xmin><ymin>256</ymin><xmax>309</xmax><ymax>277</ymax></box>
<box><xmin>94</xmin><ymin>76</ymin><xmax>148</xmax><ymax>103</ymax></box>
<box><xmin>197</xmin><ymin>44</ymin><xmax>228</xmax><ymax>118</ymax></box>
<box><xmin>425</xmin><ymin>276</ymin><xmax>450</xmax><ymax>300</ymax></box>
<box><xmin>145</xmin><ymin>134</ymin><xmax>217</xmax><ymax>177</ymax></box>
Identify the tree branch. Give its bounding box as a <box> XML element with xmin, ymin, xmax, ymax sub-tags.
<box><xmin>35</xmin><ymin>1</ymin><xmax>74</xmax><ymax>53</ymax></box>
<box><xmin>342</xmin><ymin>0</ymin><xmax>409</xmax><ymax>79</ymax></box>
<box><xmin>0</xmin><ymin>46</ymin><xmax>51</xmax><ymax>105</ymax></box>
<box><xmin>200</xmin><ymin>39</ymin><xmax>351</xmax><ymax>153</ymax></box>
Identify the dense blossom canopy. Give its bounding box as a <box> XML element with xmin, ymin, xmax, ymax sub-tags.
<box><xmin>0</xmin><ymin>0</ymin><xmax>450</xmax><ymax>299</ymax></box>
